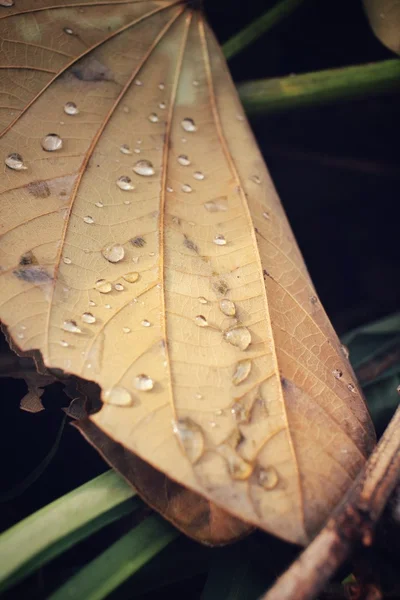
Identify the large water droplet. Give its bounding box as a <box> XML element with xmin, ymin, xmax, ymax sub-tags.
<box><xmin>123</xmin><ymin>272</ymin><xmax>139</xmax><ymax>283</ymax></box>
<box><xmin>5</xmin><ymin>152</ymin><xmax>27</xmax><ymax>170</ymax></box>
<box><xmin>41</xmin><ymin>133</ymin><xmax>63</xmax><ymax>152</ymax></box>
<box><xmin>223</xmin><ymin>326</ymin><xmax>251</xmax><ymax>350</ymax></box>
<box><xmin>63</xmin><ymin>320</ymin><xmax>82</xmax><ymax>333</ymax></box>
<box><xmin>181</xmin><ymin>184</ymin><xmax>192</xmax><ymax>193</ymax></box>
<box><xmin>64</xmin><ymin>101</ymin><xmax>79</xmax><ymax>115</ymax></box>
<box><xmin>148</xmin><ymin>113</ymin><xmax>159</xmax><ymax>123</ymax></box>
<box><xmin>117</xmin><ymin>175</ymin><xmax>134</xmax><ymax>191</ymax></box>
<box><xmin>101</xmin><ymin>244</ymin><xmax>125</xmax><ymax>263</ymax></box>
<box><xmin>213</xmin><ymin>234</ymin><xmax>227</xmax><ymax>246</ymax></box>
<box><xmin>193</xmin><ymin>171</ymin><xmax>205</xmax><ymax>181</ymax></box>
<box><xmin>82</xmin><ymin>312</ymin><xmax>96</xmax><ymax>324</ymax></box>
<box><xmin>83</xmin><ymin>215</ymin><xmax>94</xmax><ymax>224</ymax></box>
<box><xmin>95</xmin><ymin>279</ymin><xmax>112</xmax><ymax>293</ymax></box>
<box><xmin>102</xmin><ymin>386</ymin><xmax>133</xmax><ymax>407</ymax></box>
<box><xmin>173</xmin><ymin>418</ymin><xmax>204</xmax><ymax>463</ymax></box>
<box><xmin>232</xmin><ymin>359</ymin><xmax>252</xmax><ymax>385</ymax></box>
<box><xmin>120</xmin><ymin>144</ymin><xmax>132</xmax><ymax>155</ymax></box>
<box><xmin>195</xmin><ymin>315</ymin><xmax>208</xmax><ymax>327</ymax></box>
<box><xmin>181</xmin><ymin>118</ymin><xmax>197</xmax><ymax>132</ymax></box>
<box><xmin>204</xmin><ymin>199</ymin><xmax>228</xmax><ymax>212</ymax></box>
<box><xmin>258</xmin><ymin>466</ymin><xmax>279</xmax><ymax>490</ymax></box>
<box><xmin>134</xmin><ymin>374</ymin><xmax>154</xmax><ymax>391</ymax></box>
<box><xmin>220</xmin><ymin>298</ymin><xmax>236</xmax><ymax>317</ymax></box>
<box><xmin>178</xmin><ymin>155</ymin><xmax>191</xmax><ymax>166</ymax></box>
<box><xmin>133</xmin><ymin>160</ymin><xmax>155</xmax><ymax>177</ymax></box>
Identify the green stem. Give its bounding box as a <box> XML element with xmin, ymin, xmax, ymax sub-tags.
<box><xmin>223</xmin><ymin>0</ymin><xmax>305</xmax><ymax>60</ymax></box>
<box><xmin>238</xmin><ymin>59</ymin><xmax>400</xmax><ymax>114</ymax></box>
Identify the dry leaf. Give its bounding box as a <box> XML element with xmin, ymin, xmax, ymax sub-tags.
<box><xmin>0</xmin><ymin>0</ymin><xmax>375</xmax><ymax>545</ymax></box>
<box><xmin>363</xmin><ymin>0</ymin><xmax>400</xmax><ymax>55</ymax></box>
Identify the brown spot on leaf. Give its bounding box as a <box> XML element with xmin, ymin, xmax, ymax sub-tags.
<box><xmin>212</xmin><ymin>279</ymin><xmax>229</xmax><ymax>296</ymax></box>
<box><xmin>131</xmin><ymin>237</ymin><xmax>146</xmax><ymax>248</ymax></box>
<box><xmin>19</xmin><ymin>251</ymin><xmax>37</xmax><ymax>266</ymax></box>
<box><xmin>71</xmin><ymin>57</ymin><xmax>113</xmax><ymax>82</ymax></box>
<box><xmin>27</xmin><ymin>180</ymin><xmax>51</xmax><ymax>199</ymax></box>
<box><xmin>183</xmin><ymin>236</ymin><xmax>198</xmax><ymax>254</ymax></box>
<box><xmin>14</xmin><ymin>255</ymin><xmax>52</xmax><ymax>283</ymax></box>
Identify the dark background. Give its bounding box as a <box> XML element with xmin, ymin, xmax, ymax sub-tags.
<box><xmin>1</xmin><ymin>0</ymin><xmax>399</xmax><ymax>597</ymax></box>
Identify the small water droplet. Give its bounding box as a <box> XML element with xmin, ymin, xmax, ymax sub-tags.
<box><xmin>95</xmin><ymin>201</ymin><xmax>104</xmax><ymax>208</ymax></box>
<box><xmin>101</xmin><ymin>244</ymin><xmax>125</xmax><ymax>263</ymax></box>
<box><xmin>134</xmin><ymin>373</ymin><xmax>154</xmax><ymax>391</ymax></box>
<box><xmin>148</xmin><ymin>113</ymin><xmax>159</xmax><ymax>123</ymax></box>
<box><xmin>41</xmin><ymin>133</ymin><xmax>63</xmax><ymax>152</ymax></box>
<box><xmin>120</xmin><ymin>144</ymin><xmax>132</xmax><ymax>155</ymax></box>
<box><xmin>213</xmin><ymin>234</ymin><xmax>227</xmax><ymax>246</ymax></box>
<box><xmin>82</xmin><ymin>312</ymin><xmax>96</xmax><ymax>324</ymax></box>
<box><xmin>195</xmin><ymin>315</ymin><xmax>208</xmax><ymax>327</ymax></box>
<box><xmin>134</xmin><ymin>79</ymin><xmax>143</xmax><ymax>86</ymax></box>
<box><xmin>122</xmin><ymin>327</ymin><xmax>131</xmax><ymax>334</ymax></box>
<box><xmin>182</xmin><ymin>183</ymin><xmax>192</xmax><ymax>193</ymax></box>
<box><xmin>114</xmin><ymin>283</ymin><xmax>124</xmax><ymax>291</ymax></box>
<box><xmin>105</xmin><ymin>304</ymin><xmax>111</xmax><ymax>309</ymax></box>
<box><xmin>220</xmin><ymin>298</ymin><xmax>236</xmax><ymax>317</ymax></box>
<box><xmin>195</xmin><ymin>392</ymin><xmax>203</xmax><ymax>400</ymax></box>
<box><xmin>173</xmin><ymin>418</ymin><xmax>204</xmax><ymax>463</ymax></box>
<box><xmin>89</xmin><ymin>300</ymin><xmax>96</xmax><ymax>307</ymax></box>
<box><xmin>181</xmin><ymin>118</ymin><xmax>197</xmax><ymax>132</ymax></box>
<box><xmin>158</xmin><ymin>82</ymin><xmax>165</xmax><ymax>90</ymax></box>
<box><xmin>232</xmin><ymin>359</ymin><xmax>252</xmax><ymax>385</ymax></box>
<box><xmin>16</xmin><ymin>332</ymin><xmax>24</xmax><ymax>339</ymax></box>
<box><xmin>123</xmin><ymin>106</ymin><xmax>130</xmax><ymax>114</ymax></box>
<box><xmin>5</xmin><ymin>152</ymin><xmax>27</xmax><ymax>170</ymax></box>
<box><xmin>333</xmin><ymin>369</ymin><xmax>343</xmax><ymax>379</ymax></box>
<box><xmin>258</xmin><ymin>466</ymin><xmax>279</xmax><ymax>490</ymax></box>
<box><xmin>204</xmin><ymin>200</ymin><xmax>228</xmax><ymax>212</ymax></box>
<box><xmin>95</xmin><ymin>279</ymin><xmax>112</xmax><ymax>293</ymax></box>
<box><xmin>117</xmin><ymin>175</ymin><xmax>134</xmax><ymax>191</ymax></box>
<box><xmin>262</xmin><ymin>211</ymin><xmax>270</xmax><ymax>220</ymax></box>
<box><xmin>178</xmin><ymin>154</ymin><xmax>191</xmax><ymax>166</ymax></box>
<box><xmin>223</xmin><ymin>326</ymin><xmax>251</xmax><ymax>351</ymax></box>
<box><xmin>64</xmin><ymin>101</ymin><xmax>79</xmax><ymax>115</ymax></box>
<box><xmin>59</xmin><ymin>340</ymin><xmax>69</xmax><ymax>347</ymax></box>
<box><xmin>63</xmin><ymin>320</ymin><xmax>82</xmax><ymax>333</ymax></box>
<box><xmin>134</xmin><ymin>148</ymin><xmax>141</xmax><ymax>154</ymax></box>
<box><xmin>192</xmin><ymin>79</ymin><xmax>199</xmax><ymax>86</ymax></box>
<box><xmin>123</xmin><ymin>272</ymin><xmax>139</xmax><ymax>284</ymax></box>
<box><xmin>141</xmin><ymin>319</ymin><xmax>151</xmax><ymax>327</ymax></box>
<box><xmin>159</xmin><ymin>102</ymin><xmax>166</xmax><ymax>109</ymax></box>
<box><xmin>250</xmin><ymin>175</ymin><xmax>261</xmax><ymax>184</ymax></box>
<box><xmin>83</xmin><ymin>215</ymin><xmax>94</xmax><ymax>224</ymax></box>
<box><xmin>64</xmin><ymin>27</ymin><xmax>74</xmax><ymax>35</ymax></box>
<box><xmin>193</xmin><ymin>171</ymin><xmax>205</xmax><ymax>180</ymax></box>
<box><xmin>133</xmin><ymin>160</ymin><xmax>155</xmax><ymax>177</ymax></box>
<box><xmin>347</xmin><ymin>383</ymin><xmax>356</xmax><ymax>393</ymax></box>
<box><xmin>102</xmin><ymin>386</ymin><xmax>133</xmax><ymax>407</ymax></box>
<box><xmin>198</xmin><ymin>296</ymin><xmax>208</xmax><ymax>304</ymax></box>
<box><xmin>167</xmin><ymin>186</ymin><xmax>174</xmax><ymax>193</ymax></box>
<box><xmin>63</xmin><ymin>257</ymin><xmax>72</xmax><ymax>265</ymax></box>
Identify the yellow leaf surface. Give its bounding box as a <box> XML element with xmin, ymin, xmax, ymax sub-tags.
<box><xmin>0</xmin><ymin>0</ymin><xmax>375</xmax><ymax>545</ymax></box>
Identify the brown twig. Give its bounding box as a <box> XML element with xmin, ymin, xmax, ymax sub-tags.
<box><xmin>262</xmin><ymin>405</ymin><xmax>400</xmax><ymax>600</ymax></box>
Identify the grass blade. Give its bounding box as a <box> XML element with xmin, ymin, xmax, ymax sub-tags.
<box><xmin>48</xmin><ymin>515</ymin><xmax>179</xmax><ymax>600</ymax></box>
<box><xmin>0</xmin><ymin>470</ymin><xmax>139</xmax><ymax>594</ymax></box>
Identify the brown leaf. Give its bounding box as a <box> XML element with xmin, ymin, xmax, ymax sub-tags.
<box><xmin>0</xmin><ymin>1</ymin><xmax>375</xmax><ymax>545</ymax></box>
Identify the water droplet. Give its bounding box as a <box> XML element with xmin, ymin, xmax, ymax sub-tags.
<box><xmin>213</xmin><ymin>234</ymin><xmax>227</xmax><ymax>246</ymax></box>
<box><xmin>258</xmin><ymin>466</ymin><xmax>279</xmax><ymax>490</ymax></box>
<box><xmin>63</xmin><ymin>320</ymin><xmax>82</xmax><ymax>333</ymax></box>
<box><xmin>193</xmin><ymin>171</ymin><xmax>205</xmax><ymax>180</ymax></box>
<box><xmin>41</xmin><ymin>133</ymin><xmax>63</xmax><ymax>152</ymax></box>
<box><xmin>198</xmin><ymin>296</ymin><xmax>208</xmax><ymax>304</ymax></box>
<box><xmin>173</xmin><ymin>418</ymin><xmax>204</xmax><ymax>463</ymax></box>
<box><xmin>141</xmin><ymin>319</ymin><xmax>151</xmax><ymax>327</ymax></box>
<box><xmin>195</xmin><ymin>315</ymin><xmax>208</xmax><ymax>327</ymax></box>
<box><xmin>333</xmin><ymin>369</ymin><xmax>343</xmax><ymax>379</ymax></box>
<box><xmin>158</xmin><ymin>82</ymin><xmax>165</xmax><ymax>90</ymax></box>
<box><xmin>167</xmin><ymin>186</ymin><xmax>174</xmax><ymax>193</ymax></box>
<box><xmin>223</xmin><ymin>326</ymin><xmax>251</xmax><ymax>351</ymax></box>
<box><xmin>120</xmin><ymin>144</ymin><xmax>132</xmax><ymax>155</ymax></box>
<box><xmin>236</xmin><ymin>114</ymin><xmax>245</xmax><ymax>121</ymax></box>
<box><xmin>117</xmin><ymin>175</ymin><xmax>134</xmax><ymax>191</ymax></box>
<box><xmin>89</xmin><ymin>300</ymin><xmax>96</xmax><ymax>307</ymax></box>
<box><xmin>159</xmin><ymin>102</ymin><xmax>166</xmax><ymax>110</ymax></box>
<box><xmin>102</xmin><ymin>386</ymin><xmax>133</xmax><ymax>407</ymax></box>
<box><xmin>0</xmin><ymin>0</ymin><xmax>14</xmax><ymax>6</ymax></box>
<box><xmin>192</xmin><ymin>79</ymin><xmax>199</xmax><ymax>86</ymax></box>
<box><xmin>95</xmin><ymin>201</ymin><xmax>104</xmax><ymax>208</ymax></box>
<box><xmin>95</xmin><ymin>279</ymin><xmax>112</xmax><ymax>293</ymax></box>
<box><xmin>59</xmin><ymin>340</ymin><xmax>69</xmax><ymax>347</ymax></box>
<box><xmin>105</xmin><ymin>304</ymin><xmax>111</xmax><ymax>309</ymax></box>
<box><xmin>341</xmin><ymin>344</ymin><xmax>350</xmax><ymax>359</ymax></box>
<box><xmin>122</xmin><ymin>272</ymin><xmax>139</xmax><ymax>284</ymax></box>
<box><xmin>133</xmin><ymin>160</ymin><xmax>155</xmax><ymax>177</ymax></box>
<box><xmin>83</xmin><ymin>215</ymin><xmax>94</xmax><ymax>224</ymax></box>
<box><xmin>178</xmin><ymin>155</ymin><xmax>191</xmax><ymax>166</ymax></box>
<box><xmin>134</xmin><ymin>374</ymin><xmax>154</xmax><ymax>391</ymax></box>
<box><xmin>82</xmin><ymin>312</ymin><xmax>96</xmax><ymax>324</ymax></box>
<box><xmin>134</xmin><ymin>79</ymin><xmax>142</xmax><ymax>86</ymax></box>
<box><xmin>63</xmin><ymin>257</ymin><xmax>72</xmax><ymax>265</ymax></box>
<box><xmin>63</xmin><ymin>26</ymin><xmax>74</xmax><ymax>35</ymax></box>
<box><xmin>204</xmin><ymin>200</ymin><xmax>228</xmax><ymax>212</ymax></box>
<box><xmin>114</xmin><ymin>283</ymin><xmax>124</xmax><ymax>291</ymax></box>
<box><xmin>134</xmin><ymin>148</ymin><xmax>141</xmax><ymax>154</ymax></box>
<box><xmin>232</xmin><ymin>359</ymin><xmax>252</xmax><ymax>385</ymax></box>
<box><xmin>220</xmin><ymin>298</ymin><xmax>236</xmax><ymax>317</ymax></box>
<box><xmin>250</xmin><ymin>175</ymin><xmax>261</xmax><ymax>184</ymax></box>
<box><xmin>101</xmin><ymin>244</ymin><xmax>125</xmax><ymax>263</ymax></box>
<box><xmin>347</xmin><ymin>383</ymin><xmax>357</xmax><ymax>393</ymax></box>
<box><xmin>5</xmin><ymin>152</ymin><xmax>27</xmax><ymax>170</ymax></box>
<box><xmin>64</xmin><ymin>101</ymin><xmax>79</xmax><ymax>115</ymax></box>
<box><xmin>181</xmin><ymin>118</ymin><xmax>197</xmax><ymax>132</ymax></box>
<box><xmin>262</xmin><ymin>211</ymin><xmax>270</xmax><ymax>220</ymax></box>
<box><xmin>182</xmin><ymin>184</ymin><xmax>192</xmax><ymax>193</ymax></box>
<box><xmin>122</xmin><ymin>327</ymin><xmax>131</xmax><ymax>334</ymax></box>
<box><xmin>148</xmin><ymin>113</ymin><xmax>159</xmax><ymax>123</ymax></box>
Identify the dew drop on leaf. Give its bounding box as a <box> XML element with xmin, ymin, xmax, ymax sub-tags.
<box><xmin>64</xmin><ymin>102</ymin><xmax>79</xmax><ymax>115</ymax></box>
<box><xmin>123</xmin><ymin>272</ymin><xmax>139</xmax><ymax>283</ymax></box>
<box><xmin>223</xmin><ymin>326</ymin><xmax>252</xmax><ymax>350</ymax></box>
<box><xmin>101</xmin><ymin>244</ymin><xmax>125</xmax><ymax>263</ymax></box>
<box><xmin>102</xmin><ymin>387</ymin><xmax>133</xmax><ymax>407</ymax></box>
<box><xmin>133</xmin><ymin>160</ymin><xmax>155</xmax><ymax>177</ymax></box>
<box><xmin>41</xmin><ymin>133</ymin><xmax>63</xmax><ymax>152</ymax></box>
<box><xmin>178</xmin><ymin>155</ymin><xmax>191</xmax><ymax>166</ymax></box>
<box><xmin>181</xmin><ymin>118</ymin><xmax>197</xmax><ymax>132</ymax></box>
<box><xmin>5</xmin><ymin>152</ymin><xmax>27</xmax><ymax>170</ymax></box>
<box><xmin>173</xmin><ymin>418</ymin><xmax>204</xmax><ymax>463</ymax></box>
<box><xmin>59</xmin><ymin>340</ymin><xmax>69</xmax><ymax>347</ymax></box>
<box><xmin>122</xmin><ymin>327</ymin><xmax>131</xmax><ymax>334</ymax></box>
<box><xmin>258</xmin><ymin>466</ymin><xmax>279</xmax><ymax>490</ymax></box>
<box><xmin>182</xmin><ymin>184</ymin><xmax>192</xmax><ymax>193</ymax></box>
<box><xmin>114</xmin><ymin>283</ymin><xmax>124</xmax><ymax>291</ymax></box>
<box><xmin>198</xmin><ymin>296</ymin><xmax>208</xmax><ymax>304</ymax></box>
<box><xmin>193</xmin><ymin>171</ymin><xmax>205</xmax><ymax>180</ymax></box>
<box><xmin>63</xmin><ymin>27</ymin><xmax>74</xmax><ymax>35</ymax></box>
<box><xmin>219</xmin><ymin>298</ymin><xmax>236</xmax><ymax>317</ymax></box>
<box><xmin>195</xmin><ymin>315</ymin><xmax>208</xmax><ymax>327</ymax></box>
<box><xmin>63</xmin><ymin>257</ymin><xmax>72</xmax><ymax>265</ymax></box>
<box><xmin>204</xmin><ymin>200</ymin><xmax>228</xmax><ymax>212</ymax></box>
<box><xmin>134</xmin><ymin>374</ymin><xmax>154</xmax><ymax>391</ymax></box>
<box><xmin>213</xmin><ymin>234</ymin><xmax>227</xmax><ymax>246</ymax></box>
<box><xmin>333</xmin><ymin>369</ymin><xmax>343</xmax><ymax>379</ymax></box>
<box><xmin>83</xmin><ymin>215</ymin><xmax>94</xmax><ymax>224</ymax></box>
<box><xmin>0</xmin><ymin>0</ymin><xmax>14</xmax><ymax>6</ymax></box>
<box><xmin>120</xmin><ymin>144</ymin><xmax>132</xmax><ymax>155</ymax></box>
<box><xmin>148</xmin><ymin>113</ymin><xmax>159</xmax><ymax>123</ymax></box>
<box><xmin>141</xmin><ymin>319</ymin><xmax>151</xmax><ymax>327</ymax></box>
<box><xmin>95</xmin><ymin>279</ymin><xmax>112</xmax><ymax>293</ymax></box>
<box><xmin>232</xmin><ymin>359</ymin><xmax>252</xmax><ymax>385</ymax></box>
<box><xmin>117</xmin><ymin>175</ymin><xmax>134</xmax><ymax>191</ymax></box>
<box><xmin>82</xmin><ymin>312</ymin><xmax>96</xmax><ymax>324</ymax></box>
<box><xmin>63</xmin><ymin>320</ymin><xmax>82</xmax><ymax>333</ymax></box>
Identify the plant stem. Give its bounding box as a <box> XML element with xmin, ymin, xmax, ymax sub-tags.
<box><xmin>238</xmin><ymin>59</ymin><xmax>400</xmax><ymax>114</ymax></box>
<box><xmin>223</xmin><ymin>0</ymin><xmax>305</xmax><ymax>60</ymax></box>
